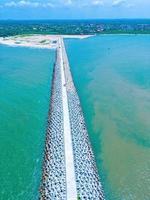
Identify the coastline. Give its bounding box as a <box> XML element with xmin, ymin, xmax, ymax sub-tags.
<box><xmin>1</xmin><ymin>33</ymin><xmax>149</xmax><ymax>50</ymax></box>
<box><xmin>0</xmin><ymin>34</ymin><xmax>93</xmax><ymax>49</ymax></box>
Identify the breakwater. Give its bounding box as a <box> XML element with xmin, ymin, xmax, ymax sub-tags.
<box><xmin>40</xmin><ymin>46</ymin><xmax>66</xmax><ymax>199</ymax></box>
<box><xmin>40</xmin><ymin>37</ymin><xmax>105</xmax><ymax>200</ymax></box>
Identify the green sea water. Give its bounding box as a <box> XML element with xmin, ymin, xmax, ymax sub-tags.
<box><xmin>0</xmin><ymin>45</ymin><xmax>55</xmax><ymax>200</ymax></box>
<box><xmin>65</xmin><ymin>35</ymin><xmax>150</xmax><ymax>200</ymax></box>
<box><xmin>0</xmin><ymin>35</ymin><xmax>150</xmax><ymax>200</ymax></box>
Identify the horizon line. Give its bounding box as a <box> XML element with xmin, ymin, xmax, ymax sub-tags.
<box><xmin>0</xmin><ymin>18</ymin><xmax>150</xmax><ymax>21</ymax></box>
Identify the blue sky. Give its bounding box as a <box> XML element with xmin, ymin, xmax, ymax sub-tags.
<box><xmin>0</xmin><ymin>0</ymin><xmax>150</xmax><ymax>19</ymax></box>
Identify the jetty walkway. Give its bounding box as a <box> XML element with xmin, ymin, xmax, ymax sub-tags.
<box><xmin>40</xmin><ymin>37</ymin><xmax>105</xmax><ymax>200</ymax></box>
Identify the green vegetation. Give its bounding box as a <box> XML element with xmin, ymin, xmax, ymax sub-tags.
<box><xmin>0</xmin><ymin>19</ymin><xmax>150</xmax><ymax>37</ymax></box>
<box><xmin>40</xmin><ymin>40</ymin><xmax>47</xmax><ymax>43</ymax></box>
<box><xmin>15</xmin><ymin>34</ymin><xmax>34</xmax><ymax>37</ymax></box>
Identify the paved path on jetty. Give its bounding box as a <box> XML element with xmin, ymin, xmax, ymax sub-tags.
<box><xmin>40</xmin><ymin>37</ymin><xmax>104</xmax><ymax>200</ymax></box>
<box><xmin>59</xmin><ymin>38</ymin><xmax>77</xmax><ymax>200</ymax></box>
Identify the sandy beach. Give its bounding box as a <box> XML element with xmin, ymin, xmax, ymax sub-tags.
<box><xmin>0</xmin><ymin>34</ymin><xmax>93</xmax><ymax>49</ymax></box>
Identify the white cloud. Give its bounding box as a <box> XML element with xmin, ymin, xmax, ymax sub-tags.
<box><xmin>112</xmin><ymin>0</ymin><xmax>135</xmax><ymax>8</ymax></box>
<box><xmin>64</xmin><ymin>0</ymin><xmax>73</xmax><ymax>5</ymax></box>
<box><xmin>112</xmin><ymin>0</ymin><xmax>126</xmax><ymax>6</ymax></box>
<box><xmin>126</xmin><ymin>3</ymin><xmax>134</xmax><ymax>8</ymax></box>
<box><xmin>72</xmin><ymin>0</ymin><xmax>104</xmax><ymax>8</ymax></box>
<box><xmin>4</xmin><ymin>1</ymin><xmax>55</xmax><ymax>8</ymax></box>
<box><xmin>1</xmin><ymin>0</ymin><xmax>135</xmax><ymax>9</ymax></box>
<box><xmin>92</xmin><ymin>0</ymin><xmax>104</xmax><ymax>6</ymax></box>
<box><xmin>43</xmin><ymin>2</ymin><xmax>55</xmax><ymax>8</ymax></box>
<box><xmin>5</xmin><ymin>1</ymin><xmax>17</xmax><ymax>7</ymax></box>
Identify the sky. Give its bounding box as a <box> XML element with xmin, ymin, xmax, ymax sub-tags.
<box><xmin>0</xmin><ymin>0</ymin><xmax>150</xmax><ymax>19</ymax></box>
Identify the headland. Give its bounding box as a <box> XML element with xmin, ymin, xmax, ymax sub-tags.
<box><xmin>0</xmin><ymin>34</ymin><xmax>92</xmax><ymax>49</ymax></box>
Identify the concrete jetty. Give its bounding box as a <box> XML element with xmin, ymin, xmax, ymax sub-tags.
<box><xmin>40</xmin><ymin>37</ymin><xmax>105</xmax><ymax>200</ymax></box>
<box><xmin>59</xmin><ymin>38</ymin><xmax>77</xmax><ymax>199</ymax></box>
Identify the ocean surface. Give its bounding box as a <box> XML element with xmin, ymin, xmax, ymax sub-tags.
<box><xmin>0</xmin><ymin>45</ymin><xmax>55</xmax><ymax>200</ymax></box>
<box><xmin>65</xmin><ymin>35</ymin><xmax>150</xmax><ymax>200</ymax></box>
<box><xmin>0</xmin><ymin>35</ymin><xmax>150</xmax><ymax>200</ymax></box>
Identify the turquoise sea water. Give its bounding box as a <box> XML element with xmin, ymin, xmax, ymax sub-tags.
<box><xmin>0</xmin><ymin>35</ymin><xmax>150</xmax><ymax>200</ymax></box>
<box><xmin>65</xmin><ymin>35</ymin><xmax>150</xmax><ymax>200</ymax></box>
<box><xmin>0</xmin><ymin>45</ymin><xmax>55</xmax><ymax>200</ymax></box>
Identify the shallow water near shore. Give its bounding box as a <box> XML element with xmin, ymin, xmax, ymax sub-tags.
<box><xmin>65</xmin><ymin>35</ymin><xmax>150</xmax><ymax>200</ymax></box>
<box><xmin>0</xmin><ymin>35</ymin><xmax>150</xmax><ymax>200</ymax></box>
<box><xmin>0</xmin><ymin>45</ymin><xmax>55</xmax><ymax>199</ymax></box>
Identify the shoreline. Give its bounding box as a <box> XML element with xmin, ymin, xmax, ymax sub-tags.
<box><xmin>0</xmin><ymin>34</ymin><xmax>93</xmax><ymax>49</ymax></box>
<box><xmin>1</xmin><ymin>34</ymin><xmax>149</xmax><ymax>49</ymax></box>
